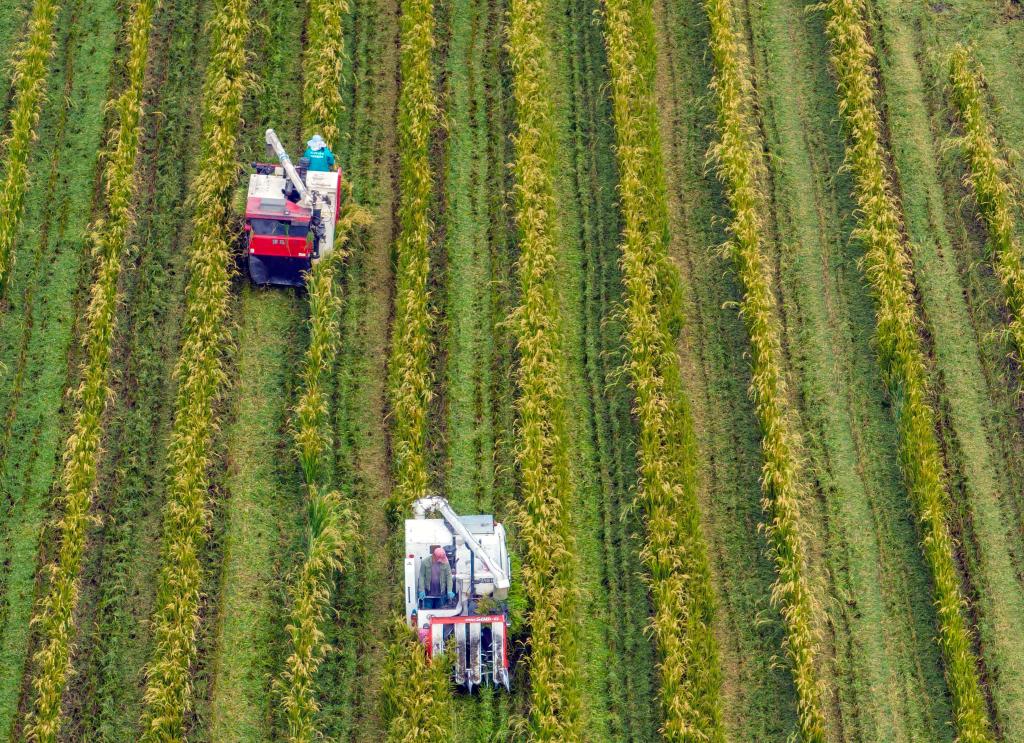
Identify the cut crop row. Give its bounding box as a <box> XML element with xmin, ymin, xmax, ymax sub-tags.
<box><xmin>136</xmin><ymin>0</ymin><xmax>251</xmax><ymax>736</ymax></box>
<box><xmin>388</xmin><ymin>0</ymin><xmax>437</xmax><ymax>511</ymax></box>
<box><xmin>506</xmin><ymin>0</ymin><xmax>585</xmax><ymax>735</ymax></box>
<box><xmin>21</xmin><ymin>0</ymin><xmax>158</xmax><ymax>738</ymax></box>
<box><xmin>703</xmin><ymin>0</ymin><xmax>827</xmax><ymax>739</ymax></box>
<box><xmin>947</xmin><ymin>45</ymin><xmax>1024</xmax><ymax>382</ymax></box>
<box><xmin>600</xmin><ymin>0</ymin><xmax>725</xmax><ymax>737</ymax></box>
<box><xmin>0</xmin><ymin>0</ymin><xmax>60</xmax><ymax>293</ymax></box>
<box><xmin>821</xmin><ymin>0</ymin><xmax>993</xmax><ymax>740</ymax></box>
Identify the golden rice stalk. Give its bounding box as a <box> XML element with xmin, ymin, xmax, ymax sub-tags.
<box><xmin>138</xmin><ymin>0</ymin><xmax>251</xmax><ymax>737</ymax></box>
<box><xmin>947</xmin><ymin>44</ymin><xmax>1024</xmax><ymax>381</ymax></box>
<box><xmin>505</xmin><ymin>0</ymin><xmax>585</xmax><ymax>735</ymax></box>
<box><xmin>0</xmin><ymin>0</ymin><xmax>61</xmax><ymax>294</ymax></box>
<box><xmin>822</xmin><ymin>0</ymin><xmax>994</xmax><ymax>740</ymax></box>
<box><xmin>704</xmin><ymin>0</ymin><xmax>827</xmax><ymax>738</ymax></box>
<box><xmin>601</xmin><ymin>0</ymin><xmax>725</xmax><ymax>737</ymax></box>
<box><xmin>382</xmin><ymin>624</ymin><xmax>454</xmax><ymax>743</ymax></box>
<box><xmin>22</xmin><ymin>0</ymin><xmax>158</xmax><ymax>738</ymax></box>
<box><xmin>388</xmin><ymin>0</ymin><xmax>436</xmax><ymax>511</ymax></box>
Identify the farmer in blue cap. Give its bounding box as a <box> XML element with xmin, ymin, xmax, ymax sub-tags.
<box><xmin>303</xmin><ymin>134</ymin><xmax>335</xmax><ymax>172</ymax></box>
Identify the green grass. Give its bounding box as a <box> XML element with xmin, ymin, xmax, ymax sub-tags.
<box><xmin>208</xmin><ymin>288</ymin><xmax>304</xmax><ymax>741</ymax></box>
<box><xmin>0</xmin><ymin>0</ymin><xmax>120</xmax><ymax>731</ymax></box>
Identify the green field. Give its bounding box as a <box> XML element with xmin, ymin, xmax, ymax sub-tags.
<box><xmin>1</xmin><ymin>0</ymin><xmax>1024</xmax><ymax>737</ymax></box>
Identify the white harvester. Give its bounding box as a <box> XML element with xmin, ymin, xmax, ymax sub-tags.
<box><xmin>404</xmin><ymin>497</ymin><xmax>512</xmax><ymax>691</ymax></box>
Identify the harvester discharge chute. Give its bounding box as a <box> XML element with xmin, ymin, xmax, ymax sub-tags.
<box><xmin>243</xmin><ymin>128</ymin><xmax>342</xmax><ymax>286</ymax></box>
<box><xmin>404</xmin><ymin>497</ymin><xmax>513</xmax><ymax>692</ymax></box>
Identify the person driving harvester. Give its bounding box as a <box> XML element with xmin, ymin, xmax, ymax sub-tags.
<box><xmin>418</xmin><ymin>547</ymin><xmax>454</xmax><ymax>609</ymax></box>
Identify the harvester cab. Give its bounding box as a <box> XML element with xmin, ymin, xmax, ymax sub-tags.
<box><xmin>404</xmin><ymin>496</ymin><xmax>512</xmax><ymax>692</ymax></box>
<box><xmin>243</xmin><ymin>128</ymin><xmax>342</xmax><ymax>287</ymax></box>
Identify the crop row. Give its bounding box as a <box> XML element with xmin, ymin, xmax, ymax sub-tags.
<box><xmin>600</xmin><ymin>0</ymin><xmax>725</xmax><ymax>737</ymax></box>
<box><xmin>20</xmin><ymin>0</ymin><xmax>158</xmax><ymax>738</ymax></box>
<box><xmin>382</xmin><ymin>626</ymin><xmax>452</xmax><ymax>741</ymax></box>
<box><xmin>822</xmin><ymin>0</ymin><xmax>993</xmax><ymax>740</ymax></box>
<box><xmin>506</xmin><ymin>0</ymin><xmax>585</xmax><ymax>735</ymax></box>
<box><xmin>947</xmin><ymin>45</ymin><xmax>1024</xmax><ymax>379</ymax></box>
<box><xmin>388</xmin><ymin>0</ymin><xmax>436</xmax><ymax>512</ymax></box>
<box><xmin>302</xmin><ymin>0</ymin><xmax>344</xmax><ymax>158</ymax></box>
<box><xmin>703</xmin><ymin>0</ymin><xmax>827</xmax><ymax>739</ymax></box>
<box><xmin>0</xmin><ymin>0</ymin><xmax>60</xmax><ymax>294</ymax></box>
<box><xmin>137</xmin><ymin>0</ymin><xmax>251</xmax><ymax>736</ymax></box>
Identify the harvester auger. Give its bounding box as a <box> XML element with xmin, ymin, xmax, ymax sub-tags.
<box><xmin>404</xmin><ymin>496</ymin><xmax>513</xmax><ymax>691</ymax></box>
<box><xmin>243</xmin><ymin>128</ymin><xmax>343</xmax><ymax>286</ymax></box>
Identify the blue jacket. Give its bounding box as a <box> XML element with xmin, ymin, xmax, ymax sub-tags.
<box><xmin>304</xmin><ymin>146</ymin><xmax>335</xmax><ymax>172</ymax></box>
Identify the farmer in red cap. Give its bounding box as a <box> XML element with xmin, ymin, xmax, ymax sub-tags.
<box><xmin>418</xmin><ymin>546</ymin><xmax>454</xmax><ymax>609</ymax></box>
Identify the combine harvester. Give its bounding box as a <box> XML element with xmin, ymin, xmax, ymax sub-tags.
<box><xmin>243</xmin><ymin>129</ymin><xmax>343</xmax><ymax>286</ymax></box>
<box><xmin>244</xmin><ymin>131</ymin><xmax>514</xmax><ymax>692</ymax></box>
<box><xmin>404</xmin><ymin>496</ymin><xmax>513</xmax><ymax>691</ymax></box>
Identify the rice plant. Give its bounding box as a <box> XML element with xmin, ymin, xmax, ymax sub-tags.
<box><xmin>506</xmin><ymin>0</ymin><xmax>585</xmax><ymax>735</ymax></box>
<box><xmin>947</xmin><ymin>44</ymin><xmax>1024</xmax><ymax>382</ymax></box>
<box><xmin>137</xmin><ymin>0</ymin><xmax>251</xmax><ymax>736</ymax></box>
<box><xmin>303</xmin><ymin>0</ymin><xmax>346</xmax><ymax>152</ymax></box>
<box><xmin>822</xmin><ymin>1</ymin><xmax>994</xmax><ymax>740</ymax></box>
<box><xmin>0</xmin><ymin>0</ymin><xmax>61</xmax><ymax>294</ymax></box>
<box><xmin>21</xmin><ymin>0</ymin><xmax>158</xmax><ymax>737</ymax></box>
<box><xmin>382</xmin><ymin>624</ymin><xmax>454</xmax><ymax>743</ymax></box>
<box><xmin>388</xmin><ymin>0</ymin><xmax>437</xmax><ymax>512</ymax></box>
<box><xmin>704</xmin><ymin>0</ymin><xmax>827</xmax><ymax>738</ymax></box>
<box><xmin>601</xmin><ymin>0</ymin><xmax>725</xmax><ymax>737</ymax></box>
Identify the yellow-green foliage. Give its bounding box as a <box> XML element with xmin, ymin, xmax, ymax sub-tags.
<box><xmin>704</xmin><ymin>0</ymin><xmax>827</xmax><ymax>739</ymax></box>
<box><xmin>822</xmin><ymin>1</ymin><xmax>993</xmax><ymax>741</ymax></box>
<box><xmin>277</xmin><ymin>488</ymin><xmax>356</xmax><ymax>742</ymax></box>
<box><xmin>382</xmin><ymin>626</ymin><xmax>453</xmax><ymax>743</ymax></box>
<box><xmin>0</xmin><ymin>0</ymin><xmax>60</xmax><ymax>293</ymax></box>
<box><xmin>389</xmin><ymin>0</ymin><xmax>436</xmax><ymax>510</ymax></box>
<box><xmin>303</xmin><ymin>0</ymin><xmax>346</xmax><ymax>151</ymax></box>
<box><xmin>138</xmin><ymin>0</ymin><xmax>250</xmax><ymax>736</ymax></box>
<box><xmin>22</xmin><ymin>0</ymin><xmax>158</xmax><ymax>737</ymax></box>
<box><xmin>601</xmin><ymin>0</ymin><xmax>725</xmax><ymax>738</ymax></box>
<box><xmin>948</xmin><ymin>44</ymin><xmax>1024</xmax><ymax>377</ymax></box>
<box><xmin>506</xmin><ymin>0</ymin><xmax>584</xmax><ymax>736</ymax></box>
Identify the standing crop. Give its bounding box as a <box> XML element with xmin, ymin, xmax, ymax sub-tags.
<box><xmin>388</xmin><ymin>0</ymin><xmax>437</xmax><ymax>511</ymax></box>
<box><xmin>601</xmin><ymin>0</ymin><xmax>726</xmax><ymax>738</ymax></box>
<box><xmin>137</xmin><ymin>0</ymin><xmax>251</xmax><ymax>736</ymax></box>
<box><xmin>303</xmin><ymin>0</ymin><xmax>345</xmax><ymax>152</ymax></box>
<box><xmin>21</xmin><ymin>0</ymin><xmax>158</xmax><ymax>738</ymax></box>
<box><xmin>382</xmin><ymin>626</ymin><xmax>453</xmax><ymax>742</ymax></box>
<box><xmin>822</xmin><ymin>1</ymin><xmax>994</xmax><ymax>740</ymax></box>
<box><xmin>0</xmin><ymin>0</ymin><xmax>61</xmax><ymax>294</ymax></box>
<box><xmin>506</xmin><ymin>0</ymin><xmax>585</xmax><ymax>736</ymax></box>
<box><xmin>947</xmin><ymin>44</ymin><xmax>1024</xmax><ymax>379</ymax></box>
<box><xmin>704</xmin><ymin>0</ymin><xmax>827</xmax><ymax>738</ymax></box>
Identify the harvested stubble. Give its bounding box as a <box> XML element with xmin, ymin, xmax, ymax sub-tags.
<box><xmin>821</xmin><ymin>0</ymin><xmax>994</xmax><ymax>740</ymax></box>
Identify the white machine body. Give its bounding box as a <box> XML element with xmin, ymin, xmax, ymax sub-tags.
<box><xmin>404</xmin><ymin>497</ymin><xmax>512</xmax><ymax>691</ymax></box>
